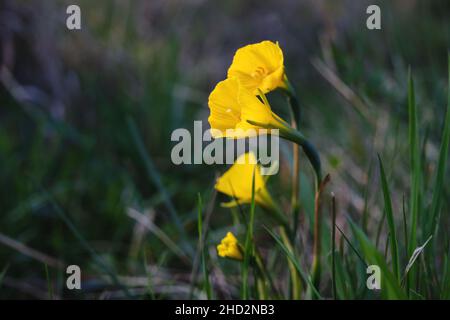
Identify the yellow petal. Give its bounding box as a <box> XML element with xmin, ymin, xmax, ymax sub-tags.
<box><xmin>208</xmin><ymin>78</ymin><xmax>265</xmax><ymax>138</ymax></box>
<box><xmin>215</xmin><ymin>152</ymin><xmax>262</xmax><ymax>201</ymax></box>
<box><xmin>215</xmin><ymin>152</ymin><xmax>276</xmax><ymax>210</ymax></box>
<box><xmin>238</xmin><ymin>83</ymin><xmax>274</xmax><ymax>128</ymax></box>
<box><xmin>217</xmin><ymin>232</ymin><xmax>243</xmax><ymax>260</ymax></box>
<box><xmin>208</xmin><ymin>78</ymin><xmax>242</xmax><ymax>133</ymax></box>
<box><xmin>227</xmin><ymin>40</ymin><xmax>286</xmax><ymax>94</ymax></box>
<box><xmin>208</xmin><ymin>77</ymin><xmax>288</xmax><ymax>138</ymax></box>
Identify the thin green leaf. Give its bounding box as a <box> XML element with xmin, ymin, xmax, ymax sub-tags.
<box><xmin>0</xmin><ymin>264</ymin><xmax>9</xmax><ymax>289</ymax></box>
<box><xmin>441</xmin><ymin>255</ymin><xmax>449</xmax><ymax>299</ymax></box>
<box><xmin>242</xmin><ymin>166</ymin><xmax>256</xmax><ymax>299</ymax></box>
<box><xmin>335</xmin><ymin>224</ymin><xmax>368</xmax><ymax>268</ymax></box>
<box><xmin>264</xmin><ymin>226</ymin><xmax>322</xmax><ymax>299</ymax></box>
<box><xmin>127</xmin><ymin>117</ymin><xmax>193</xmax><ymax>256</ymax></box>
<box><xmin>331</xmin><ymin>194</ymin><xmax>337</xmax><ymax>299</ymax></box>
<box><xmin>197</xmin><ymin>193</ymin><xmax>212</xmax><ymax>299</ymax></box>
<box><xmin>44</xmin><ymin>264</ymin><xmax>53</xmax><ymax>300</ymax></box>
<box><xmin>42</xmin><ymin>186</ymin><xmax>132</xmax><ymax>298</ymax></box>
<box><xmin>407</xmin><ymin>70</ymin><xmax>421</xmax><ymax>256</ymax></box>
<box><xmin>349</xmin><ymin>220</ymin><xmax>407</xmax><ymax>299</ymax></box>
<box><xmin>428</xmin><ymin>53</ymin><xmax>450</xmax><ymax>236</ymax></box>
<box><xmin>378</xmin><ymin>155</ymin><xmax>400</xmax><ymax>281</ymax></box>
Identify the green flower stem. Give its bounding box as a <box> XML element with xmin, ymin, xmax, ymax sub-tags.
<box><xmin>283</xmin><ymin>77</ymin><xmax>301</xmax><ymax>125</ymax></box>
<box><xmin>310</xmin><ymin>186</ymin><xmax>322</xmax><ymax>297</ymax></box>
<box><xmin>279</xmin><ymin>226</ymin><xmax>302</xmax><ymax>299</ymax></box>
<box><xmin>277</xmin><ymin>126</ymin><xmax>322</xmax><ymax>186</ymax></box>
<box><xmin>309</xmin><ymin>174</ymin><xmax>330</xmax><ymax>298</ymax></box>
<box><xmin>283</xmin><ymin>84</ymin><xmax>301</xmax><ymax>229</ymax></box>
<box><xmin>245</xmin><ymin>119</ymin><xmax>322</xmax><ymax>186</ymax></box>
<box><xmin>260</xmin><ymin>192</ymin><xmax>290</xmax><ymax>229</ymax></box>
<box><xmin>253</xmin><ymin>251</ymin><xmax>272</xmax><ymax>299</ymax></box>
<box><xmin>275</xmin><ymin>120</ymin><xmax>325</xmax><ymax>298</ymax></box>
<box><xmin>264</xmin><ymin>204</ymin><xmax>301</xmax><ymax>299</ymax></box>
<box><xmin>240</xmin><ymin>244</ymin><xmax>279</xmax><ymax>299</ymax></box>
<box><xmin>247</xmin><ymin>117</ymin><xmax>324</xmax><ymax>297</ymax></box>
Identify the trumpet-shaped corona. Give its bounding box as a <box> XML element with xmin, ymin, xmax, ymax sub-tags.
<box><xmin>227</xmin><ymin>40</ymin><xmax>287</xmax><ymax>94</ymax></box>
<box><xmin>214</xmin><ymin>152</ymin><xmax>275</xmax><ymax>210</ymax></box>
<box><xmin>207</xmin><ymin>77</ymin><xmax>289</xmax><ymax>138</ymax></box>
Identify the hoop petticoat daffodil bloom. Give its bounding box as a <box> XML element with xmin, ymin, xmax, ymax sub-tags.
<box><xmin>208</xmin><ymin>77</ymin><xmax>322</xmax><ymax>184</ymax></box>
<box><xmin>217</xmin><ymin>232</ymin><xmax>243</xmax><ymax>261</ymax></box>
<box><xmin>215</xmin><ymin>152</ymin><xmax>275</xmax><ymax>208</ymax></box>
<box><xmin>207</xmin><ymin>77</ymin><xmax>290</xmax><ymax>139</ymax></box>
<box><xmin>215</xmin><ymin>152</ymin><xmax>288</xmax><ymax>226</ymax></box>
<box><xmin>227</xmin><ymin>40</ymin><xmax>288</xmax><ymax>94</ymax></box>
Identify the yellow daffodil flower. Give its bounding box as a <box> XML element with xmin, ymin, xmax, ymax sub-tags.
<box><xmin>208</xmin><ymin>77</ymin><xmax>290</xmax><ymax>138</ymax></box>
<box><xmin>227</xmin><ymin>40</ymin><xmax>287</xmax><ymax>94</ymax></box>
<box><xmin>217</xmin><ymin>232</ymin><xmax>243</xmax><ymax>260</ymax></box>
<box><xmin>208</xmin><ymin>77</ymin><xmax>322</xmax><ymax>184</ymax></box>
<box><xmin>215</xmin><ymin>152</ymin><xmax>276</xmax><ymax>210</ymax></box>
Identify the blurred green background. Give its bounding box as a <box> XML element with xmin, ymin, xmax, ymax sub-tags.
<box><xmin>0</xmin><ymin>0</ymin><xmax>449</xmax><ymax>299</ymax></box>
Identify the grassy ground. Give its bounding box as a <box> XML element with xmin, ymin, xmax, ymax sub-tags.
<box><xmin>0</xmin><ymin>0</ymin><xmax>449</xmax><ymax>299</ymax></box>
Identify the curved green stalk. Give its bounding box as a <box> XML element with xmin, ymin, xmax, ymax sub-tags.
<box><xmin>280</xmin><ymin>226</ymin><xmax>302</xmax><ymax>299</ymax></box>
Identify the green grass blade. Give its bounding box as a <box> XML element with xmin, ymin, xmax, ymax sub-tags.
<box><xmin>0</xmin><ymin>264</ymin><xmax>8</xmax><ymax>289</ymax></box>
<box><xmin>197</xmin><ymin>193</ymin><xmax>212</xmax><ymax>299</ymax></box>
<box><xmin>402</xmin><ymin>195</ymin><xmax>410</xmax><ymax>293</ymax></box>
<box><xmin>331</xmin><ymin>194</ymin><xmax>337</xmax><ymax>299</ymax></box>
<box><xmin>44</xmin><ymin>264</ymin><xmax>53</xmax><ymax>300</ymax></box>
<box><xmin>142</xmin><ymin>250</ymin><xmax>156</xmax><ymax>300</ymax></box>
<box><xmin>242</xmin><ymin>166</ymin><xmax>256</xmax><ymax>299</ymax></box>
<box><xmin>401</xmin><ymin>195</ymin><xmax>409</xmax><ymax>257</ymax></box>
<box><xmin>42</xmin><ymin>186</ymin><xmax>132</xmax><ymax>298</ymax></box>
<box><xmin>407</xmin><ymin>70</ymin><xmax>421</xmax><ymax>256</ymax></box>
<box><xmin>335</xmin><ymin>224</ymin><xmax>368</xmax><ymax>268</ymax></box>
<box><xmin>348</xmin><ymin>220</ymin><xmax>407</xmax><ymax>299</ymax></box>
<box><xmin>441</xmin><ymin>255</ymin><xmax>449</xmax><ymax>299</ymax></box>
<box><xmin>428</xmin><ymin>53</ymin><xmax>450</xmax><ymax>236</ymax></box>
<box><xmin>127</xmin><ymin>117</ymin><xmax>193</xmax><ymax>256</ymax></box>
<box><xmin>334</xmin><ymin>254</ymin><xmax>352</xmax><ymax>299</ymax></box>
<box><xmin>264</xmin><ymin>226</ymin><xmax>322</xmax><ymax>299</ymax></box>
<box><xmin>378</xmin><ymin>155</ymin><xmax>400</xmax><ymax>281</ymax></box>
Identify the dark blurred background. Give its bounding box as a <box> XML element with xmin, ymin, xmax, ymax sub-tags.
<box><xmin>0</xmin><ymin>0</ymin><xmax>449</xmax><ymax>299</ymax></box>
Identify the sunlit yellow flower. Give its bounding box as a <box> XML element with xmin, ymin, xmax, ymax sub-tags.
<box><xmin>227</xmin><ymin>40</ymin><xmax>287</xmax><ymax>94</ymax></box>
<box><xmin>207</xmin><ymin>77</ymin><xmax>290</xmax><ymax>138</ymax></box>
<box><xmin>217</xmin><ymin>232</ymin><xmax>243</xmax><ymax>260</ymax></box>
<box><xmin>214</xmin><ymin>152</ymin><xmax>276</xmax><ymax>210</ymax></box>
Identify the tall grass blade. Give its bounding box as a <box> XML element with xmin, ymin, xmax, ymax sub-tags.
<box><xmin>441</xmin><ymin>255</ymin><xmax>449</xmax><ymax>299</ymax></box>
<box><xmin>334</xmin><ymin>254</ymin><xmax>352</xmax><ymax>299</ymax></box>
<box><xmin>428</xmin><ymin>53</ymin><xmax>450</xmax><ymax>236</ymax></box>
<box><xmin>331</xmin><ymin>193</ymin><xmax>337</xmax><ymax>299</ymax></box>
<box><xmin>335</xmin><ymin>224</ymin><xmax>368</xmax><ymax>268</ymax></box>
<box><xmin>44</xmin><ymin>264</ymin><xmax>53</xmax><ymax>300</ymax></box>
<box><xmin>127</xmin><ymin>117</ymin><xmax>193</xmax><ymax>256</ymax></box>
<box><xmin>407</xmin><ymin>70</ymin><xmax>421</xmax><ymax>256</ymax></box>
<box><xmin>242</xmin><ymin>166</ymin><xmax>256</xmax><ymax>299</ymax></box>
<box><xmin>0</xmin><ymin>264</ymin><xmax>8</xmax><ymax>290</ymax></box>
<box><xmin>264</xmin><ymin>226</ymin><xmax>322</xmax><ymax>299</ymax></box>
<box><xmin>142</xmin><ymin>250</ymin><xmax>156</xmax><ymax>300</ymax></box>
<box><xmin>197</xmin><ymin>193</ymin><xmax>212</xmax><ymax>299</ymax></box>
<box><xmin>42</xmin><ymin>187</ymin><xmax>132</xmax><ymax>298</ymax></box>
<box><xmin>349</xmin><ymin>220</ymin><xmax>407</xmax><ymax>299</ymax></box>
<box><xmin>378</xmin><ymin>155</ymin><xmax>400</xmax><ymax>281</ymax></box>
